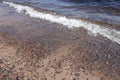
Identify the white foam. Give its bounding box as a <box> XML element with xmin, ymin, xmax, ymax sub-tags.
<box><xmin>3</xmin><ymin>1</ymin><xmax>120</xmax><ymax>44</ymax></box>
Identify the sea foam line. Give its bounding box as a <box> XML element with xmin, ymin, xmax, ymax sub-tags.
<box><xmin>3</xmin><ymin>1</ymin><xmax>120</xmax><ymax>45</ymax></box>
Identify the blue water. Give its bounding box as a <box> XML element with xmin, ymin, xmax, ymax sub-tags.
<box><xmin>6</xmin><ymin>0</ymin><xmax>120</xmax><ymax>25</ymax></box>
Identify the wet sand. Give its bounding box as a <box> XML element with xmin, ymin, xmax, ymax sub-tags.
<box><xmin>0</xmin><ymin>3</ymin><xmax>120</xmax><ymax>80</ymax></box>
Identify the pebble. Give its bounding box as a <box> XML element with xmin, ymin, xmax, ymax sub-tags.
<box><xmin>2</xmin><ymin>75</ymin><xmax>9</xmax><ymax>80</ymax></box>
<box><xmin>0</xmin><ymin>68</ymin><xmax>3</xmax><ymax>73</ymax></box>
<box><xmin>16</xmin><ymin>76</ymin><xmax>19</xmax><ymax>80</ymax></box>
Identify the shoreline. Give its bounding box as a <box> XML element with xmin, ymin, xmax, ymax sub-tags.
<box><xmin>3</xmin><ymin>1</ymin><xmax>120</xmax><ymax>45</ymax></box>
<box><xmin>0</xmin><ymin>3</ymin><xmax>120</xmax><ymax>80</ymax></box>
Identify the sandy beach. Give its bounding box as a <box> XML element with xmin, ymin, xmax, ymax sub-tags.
<box><xmin>0</xmin><ymin>3</ymin><xmax>120</xmax><ymax>80</ymax></box>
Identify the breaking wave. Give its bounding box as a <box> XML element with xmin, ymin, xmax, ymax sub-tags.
<box><xmin>3</xmin><ymin>1</ymin><xmax>120</xmax><ymax>45</ymax></box>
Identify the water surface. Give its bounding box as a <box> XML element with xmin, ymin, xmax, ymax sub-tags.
<box><xmin>6</xmin><ymin>0</ymin><xmax>120</xmax><ymax>25</ymax></box>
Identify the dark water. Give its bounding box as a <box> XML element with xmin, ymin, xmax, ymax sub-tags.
<box><xmin>6</xmin><ymin>0</ymin><xmax>120</xmax><ymax>25</ymax></box>
<box><xmin>1</xmin><ymin>0</ymin><xmax>120</xmax><ymax>44</ymax></box>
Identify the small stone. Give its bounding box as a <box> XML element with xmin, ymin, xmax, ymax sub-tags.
<box><xmin>0</xmin><ymin>68</ymin><xmax>3</xmax><ymax>73</ymax></box>
<box><xmin>16</xmin><ymin>76</ymin><xmax>19</xmax><ymax>80</ymax></box>
<box><xmin>0</xmin><ymin>59</ymin><xmax>4</xmax><ymax>64</ymax></box>
<box><xmin>86</xmin><ymin>78</ymin><xmax>89</xmax><ymax>80</ymax></box>
<box><xmin>41</xmin><ymin>78</ymin><xmax>47</xmax><ymax>80</ymax></box>
<box><xmin>100</xmin><ymin>77</ymin><xmax>105</xmax><ymax>80</ymax></box>
<box><xmin>105</xmin><ymin>61</ymin><xmax>109</xmax><ymax>65</ymax></box>
<box><xmin>81</xmin><ymin>67</ymin><xmax>85</xmax><ymax>69</ymax></box>
<box><xmin>2</xmin><ymin>75</ymin><xmax>9</xmax><ymax>80</ymax></box>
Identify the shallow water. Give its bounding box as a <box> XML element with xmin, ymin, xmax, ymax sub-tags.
<box><xmin>1</xmin><ymin>0</ymin><xmax>120</xmax><ymax>45</ymax></box>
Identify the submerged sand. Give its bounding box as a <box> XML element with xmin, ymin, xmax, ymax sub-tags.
<box><xmin>0</xmin><ymin>3</ymin><xmax>120</xmax><ymax>80</ymax></box>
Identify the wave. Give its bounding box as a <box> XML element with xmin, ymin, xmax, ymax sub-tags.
<box><xmin>3</xmin><ymin>1</ymin><xmax>120</xmax><ymax>45</ymax></box>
